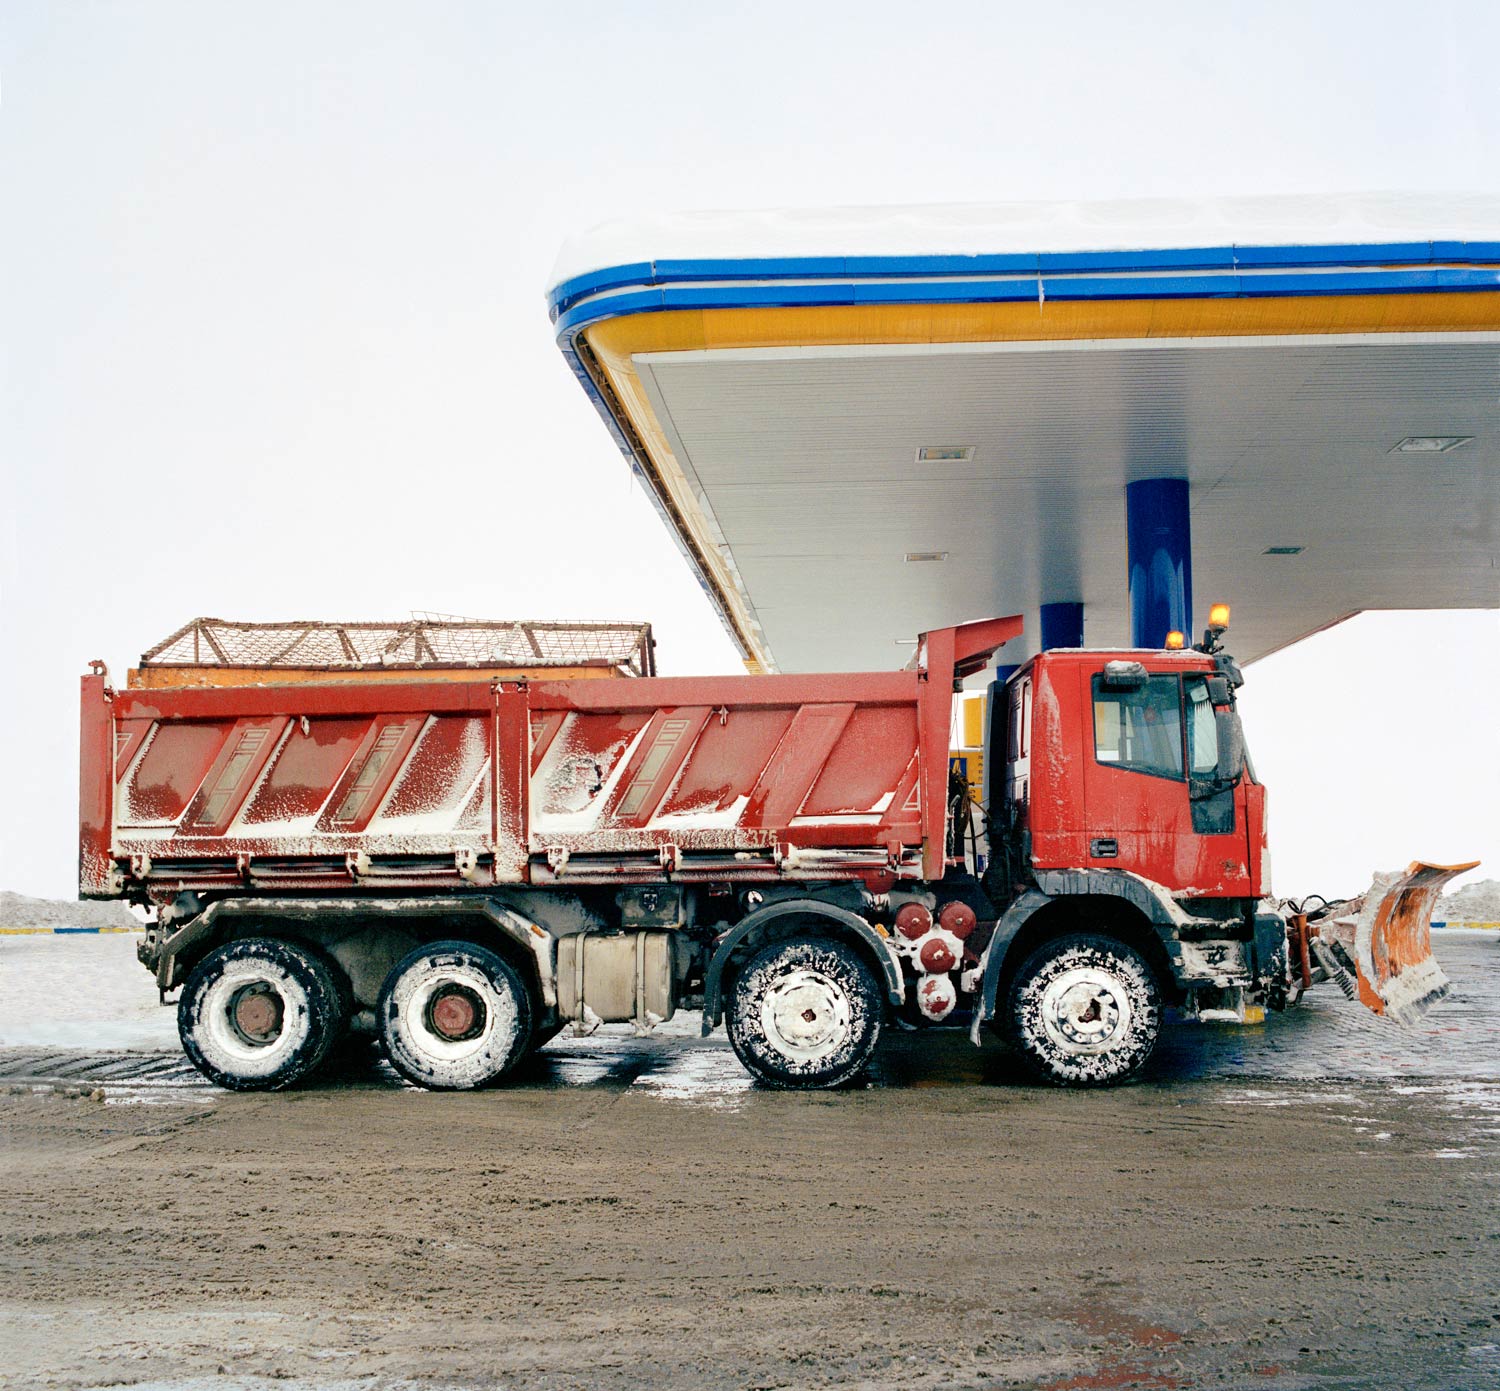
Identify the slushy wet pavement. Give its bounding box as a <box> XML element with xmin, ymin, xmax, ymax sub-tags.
<box><xmin>4</xmin><ymin>930</ymin><xmax>1498</xmax><ymax>1391</ymax></box>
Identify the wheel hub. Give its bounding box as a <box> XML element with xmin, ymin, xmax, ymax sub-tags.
<box><xmin>427</xmin><ymin>983</ymin><xmax>486</xmax><ymax>1041</ymax></box>
<box><xmin>1039</xmin><ymin>968</ymin><xmax>1130</xmax><ymax>1052</ymax></box>
<box><xmin>227</xmin><ymin>982</ymin><xmax>284</xmax><ymax>1046</ymax></box>
<box><xmin>761</xmin><ymin>969</ymin><xmax>851</xmax><ymax>1061</ymax></box>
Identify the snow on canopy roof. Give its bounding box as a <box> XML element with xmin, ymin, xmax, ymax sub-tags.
<box><xmin>550</xmin><ymin>191</ymin><xmax>1500</xmax><ymax>290</ymax></box>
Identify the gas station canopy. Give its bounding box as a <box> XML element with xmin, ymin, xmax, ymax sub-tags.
<box><xmin>548</xmin><ymin>195</ymin><xmax>1500</xmax><ymax>674</ymax></box>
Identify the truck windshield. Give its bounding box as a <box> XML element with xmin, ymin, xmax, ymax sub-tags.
<box><xmin>1092</xmin><ymin>675</ymin><xmax>1183</xmax><ymax>780</ymax></box>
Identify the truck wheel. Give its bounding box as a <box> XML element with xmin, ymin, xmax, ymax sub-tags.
<box><xmin>378</xmin><ymin>941</ymin><xmax>532</xmax><ymax>1090</ymax></box>
<box><xmin>1004</xmin><ymin>933</ymin><xmax>1161</xmax><ymax>1087</ymax></box>
<box><xmin>726</xmin><ymin>936</ymin><xmax>882</xmax><ymax>1089</ymax></box>
<box><xmin>179</xmin><ymin>937</ymin><xmax>345</xmax><ymax>1091</ymax></box>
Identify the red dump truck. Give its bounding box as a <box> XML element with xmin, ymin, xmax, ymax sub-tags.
<box><xmin>79</xmin><ymin>613</ymin><xmax>1467</xmax><ymax>1091</ymax></box>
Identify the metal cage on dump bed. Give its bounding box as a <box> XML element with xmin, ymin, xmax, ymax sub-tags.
<box><xmin>128</xmin><ymin>615</ymin><xmax>657</xmax><ymax>687</ymax></box>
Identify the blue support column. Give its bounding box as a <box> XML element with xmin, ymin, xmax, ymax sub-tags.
<box><xmin>1039</xmin><ymin>601</ymin><xmax>1084</xmax><ymax>651</ymax></box>
<box><xmin>1126</xmin><ymin>478</ymin><xmax>1192</xmax><ymax>648</ymax></box>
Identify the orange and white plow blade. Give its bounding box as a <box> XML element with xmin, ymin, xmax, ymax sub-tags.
<box><xmin>1318</xmin><ymin>861</ymin><xmax>1479</xmax><ymax>1025</ymax></box>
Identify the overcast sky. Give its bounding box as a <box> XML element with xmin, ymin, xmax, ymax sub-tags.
<box><xmin>1</xmin><ymin>2</ymin><xmax>1496</xmax><ymax>901</ymax></box>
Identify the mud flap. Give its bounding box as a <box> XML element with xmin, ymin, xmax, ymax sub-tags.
<box><xmin>1312</xmin><ymin>861</ymin><xmax>1478</xmax><ymax>1025</ymax></box>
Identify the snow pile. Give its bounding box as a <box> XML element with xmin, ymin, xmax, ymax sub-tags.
<box><xmin>0</xmin><ymin>890</ymin><xmax>138</xmax><ymax>930</ymax></box>
<box><xmin>1438</xmin><ymin>879</ymin><xmax>1500</xmax><ymax>924</ymax></box>
<box><xmin>0</xmin><ymin>934</ymin><xmax>176</xmax><ymax>1049</ymax></box>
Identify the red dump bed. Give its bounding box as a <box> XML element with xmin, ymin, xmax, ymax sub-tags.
<box><xmin>80</xmin><ymin>617</ymin><xmax>1020</xmax><ymax>900</ymax></box>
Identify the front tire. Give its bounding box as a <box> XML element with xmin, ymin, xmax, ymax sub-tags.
<box><xmin>726</xmin><ymin>936</ymin><xmax>882</xmax><ymax>1089</ymax></box>
<box><xmin>378</xmin><ymin>941</ymin><xmax>532</xmax><ymax>1090</ymax></box>
<box><xmin>1004</xmin><ymin>933</ymin><xmax>1161</xmax><ymax>1087</ymax></box>
<box><xmin>178</xmin><ymin>937</ymin><xmax>346</xmax><ymax>1091</ymax></box>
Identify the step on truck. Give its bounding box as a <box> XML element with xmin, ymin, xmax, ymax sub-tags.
<box><xmin>78</xmin><ymin>611</ymin><xmax>1470</xmax><ymax>1091</ymax></box>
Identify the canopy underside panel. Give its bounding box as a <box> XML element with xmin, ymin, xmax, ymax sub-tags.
<box><xmin>549</xmin><ymin>201</ymin><xmax>1500</xmax><ymax>672</ymax></box>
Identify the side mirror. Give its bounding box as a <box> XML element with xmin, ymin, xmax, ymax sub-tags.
<box><xmin>1206</xmin><ymin>675</ymin><xmax>1231</xmax><ymax>705</ymax></box>
<box><xmin>1215</xmin><ymin>710</ymin><xmax>1245</xmax><ymax>783</ymax></box>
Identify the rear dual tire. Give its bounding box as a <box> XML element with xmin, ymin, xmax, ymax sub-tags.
<box><xmin>377</xmin><ymin>941</ymin><xmax>533</xmax><ymax>1091</ymax></box>
<box><xmin>179</xmin><ymin>936</ymin><xmax>536</xmax><ymax>1093</ymax></box>
<box><xmin>179</xmin><ymin>937</ymin><xmax>346</xmax><ymax>1091</ymax></box>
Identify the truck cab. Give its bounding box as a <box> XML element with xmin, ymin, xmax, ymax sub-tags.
<box><xmin>998</xmin><ymin>649</ymin><xmax>1268</xmax><ymax>903</ymax></box>
<box><xmin>968</xmin><ymin>635</ymin><xmax>1293</xmax><ymax>1086</ymax></box>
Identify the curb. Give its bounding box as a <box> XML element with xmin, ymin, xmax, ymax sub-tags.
<box><xmin>0</xmin><ymin>926</ymin><xmax>143</xmax><ymax>936</ymax></box>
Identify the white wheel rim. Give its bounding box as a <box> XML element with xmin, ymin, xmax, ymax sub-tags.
<box><xmin>197</xmin><ymin>959</ymin><xmax>308</xmax><ymax>1077</ymax></box>
<box><xmin>1038</xmin><ymin>967</ymin><xmax>1132</xmax><ymax>1055</ymax></box>
<box><xmin>759</xmin><ymin>968</ymin><xmax>851</xmax><ymax>1064</ymax></box>
<box><xmin>393</xmin><ymin>961</ymin><xmax>517</xmax><ymax>1070</ymax></box>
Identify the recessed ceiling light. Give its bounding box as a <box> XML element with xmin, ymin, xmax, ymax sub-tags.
<box><xmin>904</xmin><ymin>551</ymin><xmax>949</xmax><ymax>563</ymax></box>
<box><xmin>1264</xmin><ymin>545</ymin><xmax>1304</xmax><ymax>555</ymax></box>
<box><xmin>916</xmin><ymin>446</ymin><xmax>973</xmax><ymax>463</ymax></box>
<box><xmin>1390</xmin><ymin>436</ymin><xmax>1472</xmax><ymax>454</ymax></box>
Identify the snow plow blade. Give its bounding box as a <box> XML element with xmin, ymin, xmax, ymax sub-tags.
<box><xmin>1310</xmin><ymin>861</ymin><xmax>1479</xmax><ymax>1025</ymax></box>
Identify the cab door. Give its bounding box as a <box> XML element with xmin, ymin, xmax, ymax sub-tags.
<box><xmin>1180</xmin><ymin>675</ymin><xmax>1253</xmax><ymax>896</ymax></box>
<box><xmin>1081</xmin><ymin>669</ymin><xmax>1251</xmax><ymax>897</ymax></box>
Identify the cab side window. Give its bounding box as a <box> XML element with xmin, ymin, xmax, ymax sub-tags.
<box><xmin>1092</xmin><ymin>675</ymin><xmax>1183</xmax><ymax>780</ymax></box>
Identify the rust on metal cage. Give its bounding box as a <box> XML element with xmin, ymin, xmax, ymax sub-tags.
<box><xmin>130</xmin><ymin>615</ymin><xmax>656</xmax><ymax>688</ymax></box>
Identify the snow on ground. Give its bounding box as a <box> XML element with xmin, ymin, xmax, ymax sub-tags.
<box><xmin>0</xmin><ymin>933</ymin><xmax>177</xmax><ymax>1050</ymax></box>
